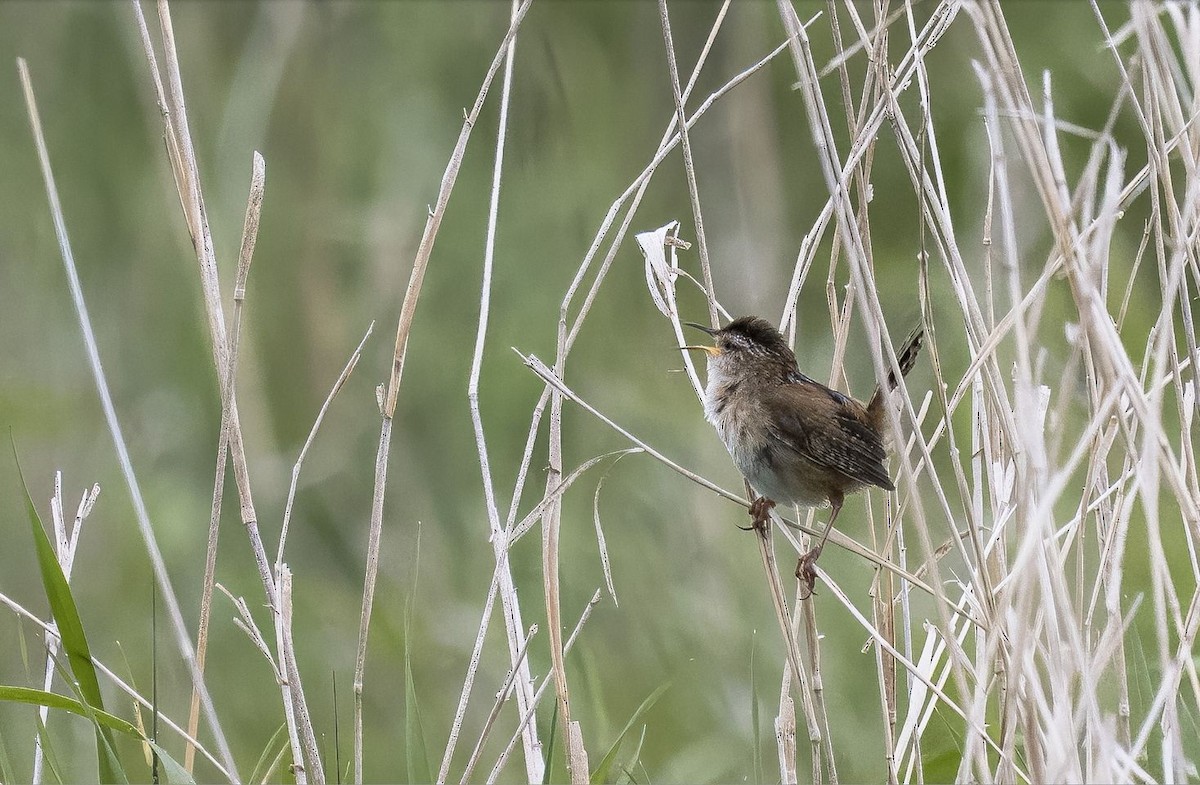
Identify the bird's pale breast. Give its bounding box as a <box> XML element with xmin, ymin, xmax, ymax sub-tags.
<box><xmin>704</xmin><ymin>376</ymin><xmax>833</xmax><ymax>509</ymax></box>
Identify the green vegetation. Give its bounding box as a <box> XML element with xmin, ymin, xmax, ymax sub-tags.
<box><xmin>1</xmin><ymin>1</ymin><xmax>1197</xmax><ymax>782</ymax></box>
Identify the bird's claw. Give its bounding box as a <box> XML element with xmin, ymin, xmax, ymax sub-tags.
<box><xmin>746</xmin><ymin>496</ymin><xmax>776</xmax><ymax>534</ymax></box>
<box><xmin>795</xmin><ymin>544</ymin><xmax>823</xmax><ymax>598</ymax></box>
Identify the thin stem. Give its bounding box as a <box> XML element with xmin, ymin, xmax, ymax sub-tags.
<box><xmin>18</xmin><ymin>55</ymin><xmax>239</xmax><ymax>781</ymax></box>
<box><xmin>440</xmin><ymin>0</ymin><xmax>541</xmax><ymax>778</ymax></box>
<box><xmin>354</xmin><ymin>4</ymin><xmax>534</xmax><ymax>779</ymax></box>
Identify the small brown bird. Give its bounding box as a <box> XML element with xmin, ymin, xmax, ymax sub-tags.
<box><xmin>683</xmin><ymin>316</ymin><xmax>923</xmax><ymax>592</ymax></box>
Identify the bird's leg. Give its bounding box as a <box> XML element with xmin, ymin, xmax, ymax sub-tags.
<box><xmin>743</xmin><ymin>496</ymin><xmax>776</xmax><ymax>534</ymax></box>
<box><xmin>796</xmin><ymin>491</ymin><xmax>843</xmax><ymax>596</ymax></box>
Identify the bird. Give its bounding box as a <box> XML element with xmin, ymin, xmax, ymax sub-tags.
<box><xmin>682</xmin><ymin>316</ymin><xmax>923</xmax><ymax>593</ymax></box>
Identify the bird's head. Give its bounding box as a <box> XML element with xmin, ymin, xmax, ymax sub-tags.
<box><xmin>681</xmin><ymin>316</ymin><xmax>798</xmax><ymax>382</ymax></box>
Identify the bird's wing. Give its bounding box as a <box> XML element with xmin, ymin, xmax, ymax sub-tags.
<box><xmin>766</xmin><ymin>383</ymin><xmax>895</xmax><ymax>491</ymax></box>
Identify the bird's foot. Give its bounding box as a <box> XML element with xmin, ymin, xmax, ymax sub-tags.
<box><xmin>795</xmin><ymin>544</ymin><xmax>824</xmax><ymax>598</ymax></box>
<box><xmin>741</xmin><ymin>496</ymin><xmax>776</xmax><ymax>534</ymax></box>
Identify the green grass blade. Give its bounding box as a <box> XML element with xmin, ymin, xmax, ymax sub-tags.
<box><xmin>0</xmin><ymin>685</ymin><xmax>140</xmax><ymax>736</ymax></box>
<box><xmin>13</xmin><ymin>446</ymin><xmax>123</xmax><ymax>782</ymax></box>
<box><xmin>5</xmin><ymin>677</ymin><xmax>184</xmax><ymax>782</ymax></box>
<box><xmin>750</xmin><ymin>631</ymin><xmax>762</xmax><ymax>785</ymax></box>
<box><xmin>402</xmin><ymin>526</ymin><xmax>431</xmax><ymax>783</ymax></box>
<box><xmin>34</xmin><ymin>714</ymin><xmax>66</xmax><ymax>784</ymax></box>
<box><xmin>247</xmin><ymin>722</ymin><xmax>288</xmax><ymax>785</ymax></box>
<box><xmin>403</xmin><ymin>607</ymin><xmax>431</xmax><ymax>783</ymax></box>
<box><xmin>543</xmin><ymin>700</ymin><xmax>559</xmax><ymax>785</ymax></box>
<box><xmin>0</xmin><ymin>722</ymin><xmax>16</xmax><ymax>784</ymax></box>
<box><xmin>17</xmin><ymin>619</ymin><xmax>32</xmax><ymax>677</ymax></box>
<box><xmin>47</xmin><ymin>656</ymin><xmax>127</xmax><ymax>784</ymax></box>
<box><xmin>13</xmin><ymin>451</ymin><xmax>105</xmax><ymax>713</ymax></box>
<box><xmin>144</xmin><ymin>740</ymin><xmax>196</xmax><ymax>785</ymax></box>
<box><xmin>589</xmin><ymin>682</ymin><xmax>670</xmax><ymax>784</ymax></box>
<box><xmin>614</xmin><ymin>725</ymin><xmax>646</xmax><ymax>785</ymax></box>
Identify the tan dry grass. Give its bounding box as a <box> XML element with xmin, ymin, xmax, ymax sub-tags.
<box><xmin>12</xmin><ymin>1</ymin><xmax>1200</xmax><ymax>783</ymax></box>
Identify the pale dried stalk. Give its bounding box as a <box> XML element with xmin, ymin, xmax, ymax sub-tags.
<box><xmin>132</xmin><ymin>1</ymin><xmax>326</xmax><ymax>777</ymax></box>
<box><xmin>0</xmin><ymin>589</ymin><xmax>229</xmax><ymax>777</ymax></box>
<box><xmin>486</xmin><ymin>590</ymin><xmax>602</xmax><ymax>784</ymax></box>
<box><xmin>354</xmin><ymin>2</ymin><xmax>533</xmax><ymax>780</ymax></box>
<box><xmin>534</xmin><ymin>17</ymin><xmax>777</xmax><ymax>774</ymax></box>
<box><xmin>18</xmin><ymin>54</ymin><xmax>238</xmax><ymax>779</ymax></box>
<box><xmin>354</xmin><ymin>412</ymin><xmax>390</xmax><ymax>783</ymax></box>
<box><xmin>658</xmin><ymin>0</ymin><xmax>718</xmax><ymax>328</ymax></box>
<box><xmin>801</xmin><ymin>588</ymin><xmax>837</xmax><ymax>783</ymax></box>
<box><xmin>277</xmin><ymin>322</ymin><xmax>376</xmax><ymax>573</ymax></box>
<box><xmin>542</xmin><ymin>375</ymin><xmax>579</xmax><ymax>781</ymax></box>
<box><xmin>187</xmin><ymin>149</ymin><xmax>265</xmax><ymax>775</ymax></box>
<box><xmin>217</xmin><ymin>585</ymin><xmax>276</xmax><ymax>668</ymax></box>
<box><xmin>497</xmin><ymin>22</ymin><xmax>786</xmax><ymax>668</ymax></box>
<box><xmin>861</xmin><ymin>6</ymin><xmax>901</xmax><ymax>781</ymax></box>
<box><xmin>752</xmin><ymin>525</ymin><xmax>822</xmax><ymax>784</ymax></box>
<box><xmin>458</xmin><ymin>625</ymin><xmax>538</xmax><ymax>784</ymax></box>
<box><xmin>276</xmin><ymin>567</ymin><xmax>321</xmax><ymax>783</ymax></box>
<box><xmin>774</xmin><ymin>668</ymin><xmax>797</xmax><ymax>784</ymax></box>
<box><xmin>33</xmin><ymin>477</ymin><xmax>98</xmax><ymax>783</ymax></box>
<box><xmin>140</xmin><ymin>0</ymin><xmax>282</xmax><ymax>615</ymax></box>
<box><xmin>439</xmin><ymin>0</ymin><xmax>541</xmax><ymax>778</ymax></box>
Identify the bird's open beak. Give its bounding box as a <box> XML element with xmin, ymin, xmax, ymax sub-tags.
<box><xmin>680</xmin><ymin>322</ymin><xmax>721</xmax><ymax>356</ymax></box>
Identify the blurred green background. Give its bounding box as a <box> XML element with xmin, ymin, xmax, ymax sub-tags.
<box><xmin>0</xmin><ymin>1</ymin><xmax>1169</xmax><ymax>782</ymax></box>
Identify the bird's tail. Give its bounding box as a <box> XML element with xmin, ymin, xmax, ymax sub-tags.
<box><xmin>867</xmin><ymin>325</ymin><xmax>925</xmax><ymax>419</ymax></box>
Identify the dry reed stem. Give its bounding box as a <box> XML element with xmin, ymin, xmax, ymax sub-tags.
<box><xmin>775</xmin><ymin>663</ymin><xmax>797</xmax><ymax>783</ymax></box>
<box><xmin>131</xmin><ymin>2</ymin><xmax>327</xmax><ymax>778</ymax></box>
<box><xmin>440</xmin><ymin>1</ymin><xmax>542</xmax><ymax>778</ymax></box>
<box><xmin>658</xmin><ymin>0</ymin><xmax>718</xmax><ymax>329</ymax></box>
<box><xmin>750</xmin><ymin>521</ymin><xmax>823</xmax><ymax>781</ymax></box>
<box><xmin>542</xmin><ymin>373</ymin><xmax>578</xmax><ymax>780</ymax></box>
<box><xmin>486</xmin><ymin>590</ymin><xmax>602</xmax><ymax>784</ymax></box>
<box><xmin>0</xmin><ymin>589</ymin><xmax>230</xmax><ymax>777</ymax></box>
<box><xmin>801</xmin><ymin>587</ymin><xmax>836</xmax><ymax>783</ymax></box>
<box><xmin>32</xmin><ymin>476</ymin><xmax>98</xmax><ymax>783</ymax></box>
<box><xmin>143</xmin><ymin>1</ymin><xmax>283</xmax><ymax>619</ymax></box>
<box><xmin>534</xmin><ymin>9</ymin><xmax>784</xmax><ymax>778</ymax></box>
<box><xmin>495</xmin><ymin>33</ymin><xmax>791</xmax><ymax>688</ymax></box>
<box><xmin>18</xmin><ymin>53</ymin><xmax>240</xmax><ymax>779</ymax></box>
<box><xmin>276</xmin><ymin>323</ymin><xmax>375</xmax><ymax>572</ymax></box>
<box><xmin>527</xmin><ymin>1</ymin><xmax>1200</xmax><ymax>780</ymax></box>
<box><xmin>355</xmin><ymin>2</ymin><xmax>533</xmax><ymax>780</ymax></box>
<box><xmin>458</xmin><ymin>624</ymin><xmax>538</xmax><ymax>784</ymax></box>
<box><xmin>18</xmin><ymin>2</ymin><xmax>1200</xmax><ymax>780</ymax></box>
<box><xmin>276</xmin><ymin>567</ymin><xmax>321</xmax><ymax>782</ymax></box>
<box><xmin>187</xmin><ymin>149</ymin><xmax>265</xmax><ymax>775</ymax></box>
